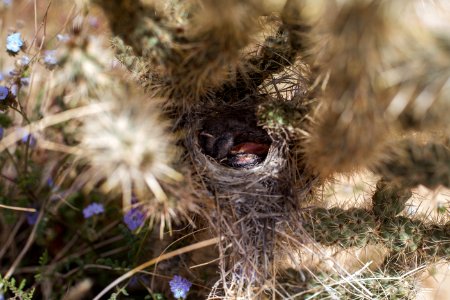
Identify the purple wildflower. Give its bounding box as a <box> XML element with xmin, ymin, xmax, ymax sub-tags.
<box><xmin>0</xmin><ymin>86</ymin><xmax>8</xmax><ymax>100</ymax></box>
<box><xmin>21</xmin><ymin>132</ymin><xmax>37</xmax><ymax>147</ymax></box>
<box><xmin>9</xmin><ymin>69</ymin><xmax>19</xmax><ymax>76</ymax></box>
<box><xmin>21</xmin><ymin>132</ymin><xmax>29</xmax><ymax>142</ymax></box>
<box><xmin>6</xmin><ymin>32</ymin><xmax>23</xmax><ymax>54</ymax></box>
<box><xmin>123</xmin><ymin>207</ymin><xmax>145</xmax><ymax>231</ymax></box>
<box><xmin>20</xmin><ymin>77</ymin><xmax>30</xmax><ymax>86</ymax></box>
<box><xmin>19</xmin><ymin>55</ymin><xmax>30</xmax><ymax>66</ymax></box>
<box><xmin>169</xmin><ymin>275</ymin><xmax>192</xmax><ymax>300</ymax></box>
<box><xmin>3</xmin><ymin>0</ymin><xmax>12</xmax><ymax>6</ymax></box>
<box><xmin>43</xmin><ymin>50</ymin><xmax>58</xmax><ymax>68</ymax></box>
<box><xmin>129</xmin><ymin>275</ymin><xmax>150</xmax><ymax>288</ymax></box>
<box><xmin>83</xmin><ymin>202</ymin><xmax>104</xmax><ymax>218</ymax></box>
<box><xmin>26</xmin><ymin>210</ymin><xmax>39</xmax><ymax>225</ymax></box>
<box><xmin>0</xmin><ymin>127</ymin><xmax>4</xmax><ymax>140</ymax></box>
<box><xmin>47</xmin><ymin>177</ymin><xmax>55</xmax><ymax>188</ymax></box>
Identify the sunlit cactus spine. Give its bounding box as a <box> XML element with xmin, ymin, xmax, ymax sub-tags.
<box><xmin>303</xmin><ymin>207</ymin><xmax>377</xmax><ymax>248</ymax></box>
<box><xmin>302</xmin><ymin>177</ymin><xmax>449</xmax><ymax>265</ymax></box>
<box><xmin>423</xmin><ymin>223</ymin><xmax>450</xmax><ymax>258</ymax></box>
<box><xmin>372</xmin><ymin>180</ymin><xmax>412</xmax><ymax>219</ymax></box>
<box><xmin>93</xmin><ymin>0</ymin><xmax>267</xmax><ymax>108</ymax></box>
<box><xmin>280</xmin><ymin>269</ymin><xmax>417</xmax><ymax>300</ymax></box>
<box><xmin>300</xmin><ymin>0</ymin><xmax>393</xmax><ymax>177</ymax></box>
<box><xmin>375</xmin><ymin>140</ymin><xmax>450</xmax><ymax>189</ymax></box>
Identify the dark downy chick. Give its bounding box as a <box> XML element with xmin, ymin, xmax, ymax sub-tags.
<box><xmin>199</xmin><ymin>113</ymin><xmax>271</xmax><ymax>168</ymax></box>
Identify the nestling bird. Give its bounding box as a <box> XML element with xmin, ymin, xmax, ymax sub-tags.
<box><xmin>199</xmin><ymin>111</ymin><xmax>271</xmax><ymax>168</ymax></box>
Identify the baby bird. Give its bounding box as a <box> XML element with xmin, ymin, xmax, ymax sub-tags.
<box><xmin>228</xmin><ymin>142</ymin><xmax>271</xmax><ymax>168</ymax></box>
<box><xmin>199</xmin><ymin>113</ymin><xmax>271</xmax><ymax>168</ymax></box>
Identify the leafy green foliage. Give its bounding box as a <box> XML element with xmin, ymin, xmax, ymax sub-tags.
<box><xmin>0</xmin><ymin>275</ymin><xmax>35</xmax><ymax>300</ymax></box>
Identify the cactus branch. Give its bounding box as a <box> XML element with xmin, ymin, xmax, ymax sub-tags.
<box><xmin>374</xmin><ymin>140</ymin><xmax>450</xmax><ymax>189</ymax></box>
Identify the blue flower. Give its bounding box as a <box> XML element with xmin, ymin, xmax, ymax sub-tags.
<box><xmin>21</xmin><ymin>132</ymin><xmax>37</xmax><ymax>147</ymax></box>
<box><xmin>20</xmin><ymin>77</ymin><xmax>30</xmax><ymax>86</ymax></box>
<box><xmin>0</xmin><ymin>86</ymin><xmax>8</xmax><ymax>100</ymax></box>
<box><xmin>3</xmin><ymin>0</ymin><xmax>12</xmax><ymax>7</ymax></box>
<box><xmin>43</xmin><ymin>50</ymin><xmax>57</xmax><ymax>69</ymax></box>
<box><xmin>19</xmin><ymin>55</ymin><xmax>30</xmax><ymax>66</ymax></box>
<box><xmin>83</xmin><ymin>202</ymin><xmax>104</xmax><ymax>218</ymax></box>
<box><xmin>0</xmin><ymin>127</ymin><xmax>3</xmax><ymax>140</ymax></box>
<box><xmin>26</xmin><ymin>210</ymin><xmax>39</xmax><ymax>225</ymax></box>
<box><xmin>6</xmin><ymin>32</ymin><xmax>24</xmax><ymax>54</ymax></box>
<box><xmin>9</xmin><ymin>69</ymin><xmax>19</xmax><ymax>76</ymax></box>
<box><xmin>123</xmin><ymin>207</ymin><xmax>145</xmax><ymax>231</ymax></box>
<box><xmin>169</xmin><ymin>275</ymin><xmax>192</xmax><ymax>300</ymax></box>
<box><xmin>47</xmin><ymin>177</ymin><xmax>55</xmax><ymax>188</ymax></box>
<box><xmin>129</xmin><ymin>275</ymin><xmax>149</xmax><ymax>288</ymax></box>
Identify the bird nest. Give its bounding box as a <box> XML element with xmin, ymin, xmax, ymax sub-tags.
<box><xmin>185</xmin><ymin>99</ymin><xmax>312</xmax><ymax>296</ymax></box>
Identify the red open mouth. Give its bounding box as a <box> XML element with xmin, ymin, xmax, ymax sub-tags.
<box><xmin>199</xmin><ymin>114</ymin><xmax>271</xmax><ymax>169</ymax></box>
<box><xmin>230</xmin><ymin>142</ymin><xmax>270</xmax><ymax>156</ymax></box>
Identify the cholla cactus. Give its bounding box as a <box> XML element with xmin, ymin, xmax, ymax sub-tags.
<box><xmin>91</xmin><ymin>0</ymin><xmax>449</xmax><ymax>298</ymax></box>
<box><xmin>74</xmin><ymin>84</ymin><xmax>196</xmax><ymax>234</ymax></box>
<box><xmin>0</xmin><ymin>0</ymin><xmax>449</xmax><ymax>299</ymax></box>
<box><xmin>48</xmin><ymin>17</ymin><xmax>116</xmax><ymax>107</ymax></box>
